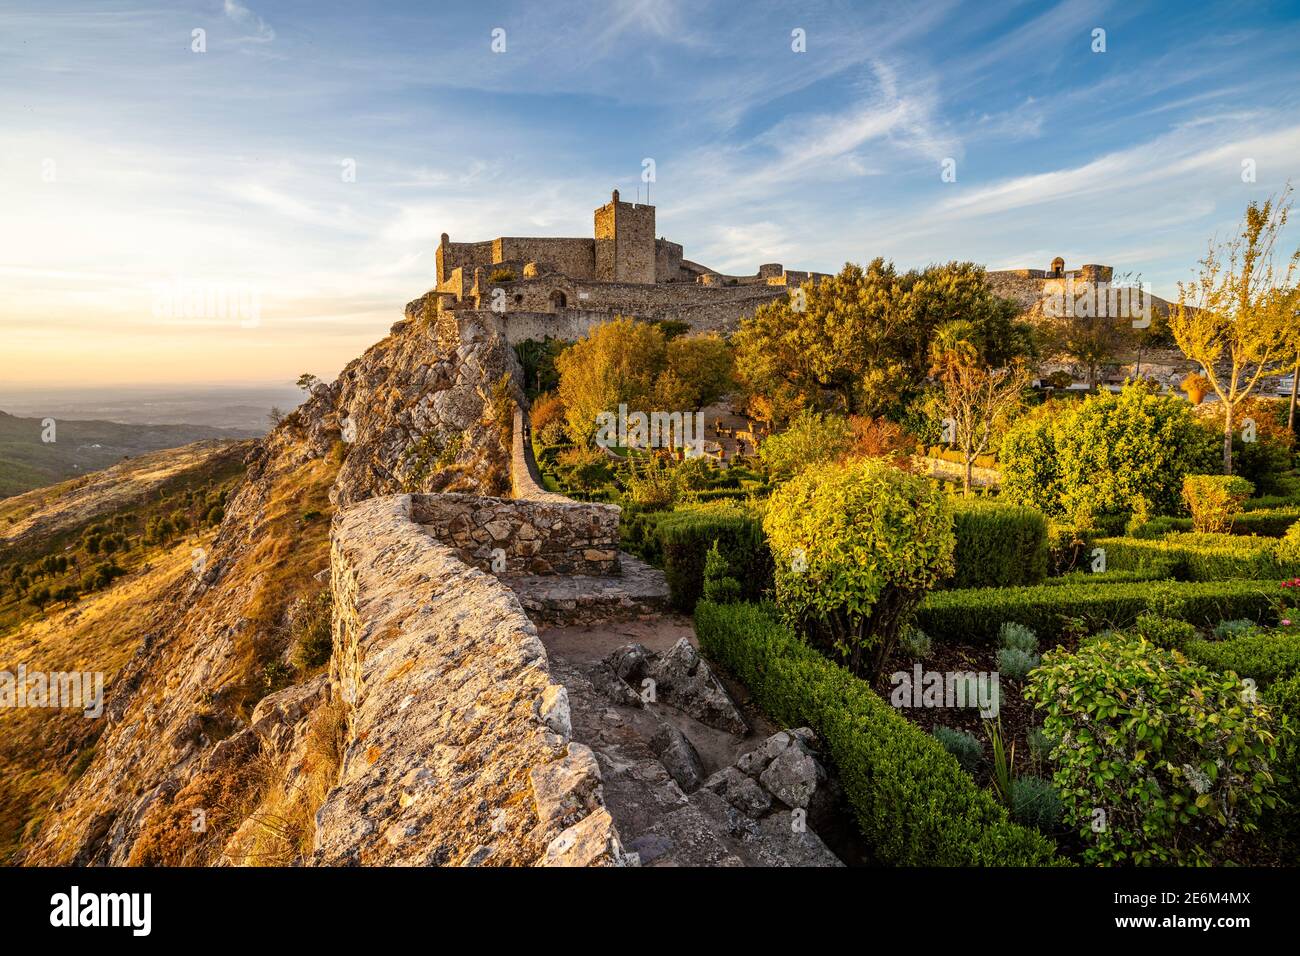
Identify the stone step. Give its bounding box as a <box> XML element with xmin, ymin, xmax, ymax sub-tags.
<box><xmin>504</xmin><ymin>553</ymin><xmax>670</xmax><ymax>626</ymax></box>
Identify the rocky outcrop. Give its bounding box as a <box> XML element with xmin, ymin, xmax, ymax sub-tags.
<box><xmin>602</xmin><ymin>639</ymin><xmax>748</xmax><ymax>735</ymax></box>
<box><xmin>328</xmin><ymin>306</ymin><xmax>521</xmax><ymax>508</ymax></box>
<box><xmin>317</xmin><ymin>494</ymin><xmax>625</xmax><ymax>866</ymax></box>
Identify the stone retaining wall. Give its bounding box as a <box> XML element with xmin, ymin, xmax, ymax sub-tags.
<box><xmin>315</xmin><ymin>494</ymin><xmax>625</xmax><ymax>866</ymax></box>
<box><xmin>412</xmin><ymin>491</ymin><xmax>620</xmax><ymax>576</ymax></box>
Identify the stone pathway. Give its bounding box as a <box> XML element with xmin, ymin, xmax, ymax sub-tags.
<box><xmin>540</xmin><ymin>618</ymin><xmax>844</xmax><ymax>867</ymax></box>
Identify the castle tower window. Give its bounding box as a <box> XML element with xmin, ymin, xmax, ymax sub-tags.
<box><xmin>549</xmin><ymin>290</ymin><xmax>567</xmax><ymax>311</ymax></box>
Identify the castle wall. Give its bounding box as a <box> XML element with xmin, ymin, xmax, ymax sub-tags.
<box><xmin>318</xmin><ymin>493</ymin><xmax>624</xmax><ymax>866</ymax></box>
<box><xmin>496</xmin><ymin>237</ymin><xmax>596</xmax><ymax>279</ymax></box>
<box><xmin>438</xmin><ymin>239</ymin><xmax>495</xmax><ymax>286</ymax></box>
<box><xmin>655</xmin><ymin>238</ymin><xmax>685</xmax><ymax>282</ymax></box>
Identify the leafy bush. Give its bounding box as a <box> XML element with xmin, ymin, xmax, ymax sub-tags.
<box><xmin>1129</xmin><ymin>613</ymin><xmax>1199</xmax><ymax>650</ymax></box>
<box><xmin>487</xmin><ymin>268</ymin><xmax>516</xmax><ymax>284</ymax></box>
<box><xmin>1259</xmin><ymin>673</ymin><xmax>1300</xmax><ymax>856</ymax></box>
<box><xmin>933</xmin><ymin>727</ymin><xmax>982</xmax><ymax>774</ymax></box>
<box><xmin>949</xmin><ymin>501</ymin><xmax>1048</xmax><ymax>588</ymax></box>
<box><xmin>694</xmin><ymin>600</ymin><xmax>1059</xmax><ymax>865</ymax></box>
<box><xmin>1027</xmin><ymin>636</ymin><xmax>1282</xmax><ymax>864</ymax></box>
<box><xmin>1279</xmin><ymin>520</ymin><xmax>1300</xmax><ymax>565</ymax></box>
<box><xmin>657</xmin><ymin>504</ymin><xmax>772</xmax><ymax>612</ymax></box>
<box><xmin>1183</xmin><ymin>474</ymin><xmax>1254</xmax><ymax>533</ymax></box>
<box><xmin>996</xmin><ymin>647</ymin><xmax>1040</xmax><ymax>680</ymax></box>
<box><xmin>1010</xmin><ymin>776</ymin><xmax>1063</xmax><ymax>831</ymax></box>
<box><xmin>701</xmin><ymin>540</ymin><xmax>743</xmax><ymax>604</ymax></box>
<box><xmin>916</xmin><ymin>578</ymin><xmax>1276</xmax><ymax>647</ymax></box>
<box><xmin>289</xmin><ymin>591</ymin><xmax>333</xmax><ymax>671</ymax></box>
<box><xmin>1000</xmin><ymin>385</ymin><xmax>1219</xmax><ymax>522</ymax></box>
<box><xmin>764</xmin><ymin>458</ymin><xmax>955</xmax><ymax>677</ymax></box>
<box><xmin>998</xmin><ymin>622</ymin><xmax>1038</xmax><ymax>654</ymax></box>
<box><xmin>758</xmin><ymin>409</ymin><xmax>852</xmax><ymax>480</ymax></box>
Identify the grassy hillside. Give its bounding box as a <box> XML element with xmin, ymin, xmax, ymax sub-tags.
<box><xmin>0</xmin><ymin>409</ymin><xmax>258</xmax><ymax>498</ymax></box>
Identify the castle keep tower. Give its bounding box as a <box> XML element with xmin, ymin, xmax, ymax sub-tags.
<box><xmin>594</xmin><ymin>189</ymin><xmax>655</xmax><ymax>284</ymax></box>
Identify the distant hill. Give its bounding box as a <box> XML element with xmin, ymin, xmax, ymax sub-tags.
<box><xmin>0</xmin><ymin>410</ymin><xmax>260</xmax><ymax>498</ymax></box>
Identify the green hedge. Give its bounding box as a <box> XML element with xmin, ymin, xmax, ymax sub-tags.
<box><xmin>948</xmin><ymin>502</ymin><xmax>1048</xmax><ymax>589</ymax></box>
<box><xmin>1131</xmin><ymin>508</ymin><xmax>1300</xmax><ymax>538</ymax></box>
<box><xmin>694</xmin><ymin>600</ymin><xmax>1060</xmax><ymax>865</ymax></box>
<box><xmin>1185</xmin><ymin>628</ymin><xmax>1300</xmax><ymax>860</ymax></box>
<box><xmin>656</xmin><ymin>505</ymin><xmax>772</xmax><ymax>612</ymax></box>
<box><xmin>1096</xmin><ymin>534</ymin><xmax>1296</xmax><ymax>581</ymax></box>
<box><xmin>916</xmin><ymin>578</ymin><xmax>1278</xmax><ymax>646</ymax></box>
<box><xmin>1185</xmin><ymin>630</ymin><xmax>1300</xmax><ymax>685</ymax></box>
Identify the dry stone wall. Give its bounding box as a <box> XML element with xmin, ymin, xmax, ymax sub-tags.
<box><xmin>412</xmin><ymin>492</ymin><xmax>620</xmax><ymax>576</ymax></box>
<box><xmin>317</xmin><ymin>494</ymin><xmax>626</xmax><ymax>866</ymax></box>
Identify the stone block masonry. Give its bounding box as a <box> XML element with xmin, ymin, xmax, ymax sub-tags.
<box><xmin>412</xmin><ymin>492</ymin><xmax>621</xmax><ymax>576</ymax></box>
<box><xmin>316</xmin><ymin>494</ymin><xmax>626</xmax><ymax>866</ymax></box>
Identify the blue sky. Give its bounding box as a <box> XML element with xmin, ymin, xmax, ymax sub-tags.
<box><xmin>2</xmin><ymin>0</ymin><xmax>1298</xmax><ymax>385</ymax></box>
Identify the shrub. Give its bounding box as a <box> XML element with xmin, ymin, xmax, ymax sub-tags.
<box><xmin>1001</xmin><ymin>385</ymin><xmax>1219</xmax><ymax>522</ymax></box>
<box><xmin>949</xmin><ymin>502</ymin><xmax>1048</xmax><ymax>588</ymax></box>
<box><xmin>1129</xmin><ymin>613</ymin><xmax>1199</xmax><ymax>650</ymax></box>
<box><xmin>933</xmin><ymin>727</ymin><xmax>982</xmax><ymax>774</ymax></box>
<box><xmin>1010</xmin><ymin>776</ymin><xmax>1063</xmax><ymax>831</ymax></box>
<box><xmin>758</xmin><ymin>409</ymin><xmax>852</xmax><ymax>480</ymax></box>
<box><xmin>996</xmin><ymin>647</ymin><xmax>1040</xmax><ymax>680</ymax></box>
<box><xmin>657</xmin><ymin>504</ymin><xmax>771</xmax><ymax>612</ymax></box>
<box><xmin>998</xmin><ymin>622</ymin><xmax>1038</xmax><ymax>654</ymax></box>
<box><xmin>701</xmin><ymin>540</ymin><xmax>743</xmax><ymax>604</ymax></box>
<box><xmin>487</xmin><ymin>268</ymin><xmax>516</xmax><ymax>283</ymax></box>
<box><xmin>289</xmin><ymin>591</ymin><xmax>333</xmax><ymax>672</ymax></box>
<box><xmin>1185</xmin><ymin>631</ymin><xmax>1300</xmax><ymax>686</ymax></box>
<box><xmin>1027</xmin><ymin>636</ymin><xmax>1282</xmax><ymax>864</ymax></box>
<box><xmin>764</xmin><ymin>458</ymin><xmax>955</xmax><ymax>678</ymax></box>
<box><xmin>898</xmin><ymin>625</ymin><xmax>932</xmax><ymax>659</ymax></box>
<box><xmin>694</xmin><ymin>601</ymin><xmax>1059</xmax><ymax>865</ymax></box>
<box><xmin>1260</xmin><ymin>673</ymin><xmax>1300</xmax><ymax>856</ymax></box>
<box><xmin>1279</xmin><ymin>520</ymin><xmax>1300</xmax><ymax>564</ymax></box>
<box><xmin>1095</xmin><ymin>533</ymin><xmax>1296</xmax><ymax>582</ymax></box>
<box><xmin>1183</xmin><ymin>474</ymin><xmax>1255</xmax><ymax>533</ymax></box>
<box><xmin>916</xmin><ymin>578</ymin><xmax>1276</xmax><ymax>647</ymax></box>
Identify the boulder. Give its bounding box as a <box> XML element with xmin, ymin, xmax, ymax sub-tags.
<box><xmin>649</xmin><ymin>721</ymin><xmax>706</xmax><ymax>793</ymax></box>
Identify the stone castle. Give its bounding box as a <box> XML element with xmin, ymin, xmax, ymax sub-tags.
<box><xmin>420</xmin><ymin>190</ymin><xmax>830</xmax><ymax>340</ymax></box>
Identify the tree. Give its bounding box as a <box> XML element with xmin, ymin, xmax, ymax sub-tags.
<box><xmin>734</xmin><ymin>260</ymin><xmax>1032</xmax><ymax>424</ymax></box>
<box><xmin>296</xmin><ymin>373</ymin><xmax>320</xmax><ymax>393</ymax></box>
<box><xmin>937</xmin><ymin>356</ymin><xmax>1032</xmax><ymax>496</ymax></box>
<box><xmin>1000</xmin><ymin>384</ymin><xmax>1219</xmax><ymax>522</ymax></box>
<box><xmin>267</xmin><ymin>406</ymin><xmax>285</xmax><ymax>428</ymax></box>
<box><xmin>1170</xmin><ymin>186</ymin><xmax>1300</xmax><ymax>473</ymax></box>
<box><xmin>556</xmin><ymin>317</ymin><xmax>666</xmax><ymax>445</ymax></box>
<box><xmin>1052</xmin><ymin>310</ymin><xmax>1135</xmax><ymax>391</ymax></box>
<box><xmin>657</xmin><ymin>333</ymin><xmax>734</xmax><ymax>409</ymax></box>
<box><xmin>763</xmin><ymin>458</ymin><xmax>955</xmax><ymax>679</ymax></box>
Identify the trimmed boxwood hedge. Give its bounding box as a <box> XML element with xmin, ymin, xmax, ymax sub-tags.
<box><xmin>948</xmin><ymin>502</ymin><xmax>1048</xmax><ymax>588</ymax></box>
<box><xmin>916</xmin><ymin>578</ymin><xmax>1278</xmax><ymax>646</ymax></box>
<box><xmin>1096</xmin><ymin>534</ymin><xmax>1296</xmax><ymax>581</ymax></box>
<box><xmin>1131</xmin><ymin>507</ymin><xmax>1300</xmax><ymax>538</ymax></box>
<box><xmin>694</xmin><ymin>600</ymin><xmax>1061</xmax><ymax>865</ymax></box>
<box><xmin>656</xmin><ymin>505</ymin><xmax>773</xmax><ymax>612</ymax></box>
<box><xmin>1185</xmin><ymin>630</ymin><xmax>1300</xmax><ymax>685</ymax></box>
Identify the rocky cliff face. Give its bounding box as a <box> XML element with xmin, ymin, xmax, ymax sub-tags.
<box><xmin>20</xmin><ymin>307</ymin><xmax>522</xmax><ymax>866</ymax></box>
